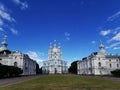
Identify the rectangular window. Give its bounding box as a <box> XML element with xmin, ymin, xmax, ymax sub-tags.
<box><xmin>117</xmin><ymin>64</ymin><xmax>119</xmax><ymax>67</ymax></box>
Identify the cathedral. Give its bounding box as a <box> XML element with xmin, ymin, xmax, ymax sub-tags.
<box><xmin>42</xmin><ymin>40</ymin><xmax>68</xmax><ymax>74</ymax></box>
<box><xmin>0</xmin><ymin>36</ymin><xmax>36</xmax><ymax>75</ymax></box>
<box><xmin>77</xmin><ymin>41</ymin><xmax>120</xmax><ymax>75</ymax></box>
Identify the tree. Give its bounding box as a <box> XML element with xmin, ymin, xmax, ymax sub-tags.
<box><xmin>36</xmin><ymin>63</ymin><xmax>40</xmax><ymax>74</ymax></box>
<box><xmin>68</xmin><ymin>61</ymin><xmax>78</xmax><ymax>74</ymax></box>
<box><xmin>39</xmin><ymin>67</ymin><xmax>43</xmax><ymax>74</ymax></box>
<box><xmin>111</xmin><ymin>69</ymin><xmax>120</xmax><ymax>77</ymax></box>
<box><xmin>36</xmin><ymin>63</ymin><xmax>43</xmax><ymax>74</ymax></box>
<box><xmin>0</xmin><ymin>64</ymin><xmax>23</xmax><ymax>78</ymax></box>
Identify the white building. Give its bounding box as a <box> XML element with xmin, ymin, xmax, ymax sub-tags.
<box><xmin>77</xmin><ymin>41</ymin><xmax>120</xmax><ymax>75</ymax></box>
<box><xmin>0</xmin><ymin>36</ymin><xmax>36</xmax><ymax>75</ymax></box>
<box><xmin>42</xmin><ymin>40</ymin><xmax>68</xmax><ymax>74</ymax></box>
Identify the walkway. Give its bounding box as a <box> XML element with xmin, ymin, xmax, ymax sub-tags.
<box><xmin>0</xmin><ymin>75</ymin><xmax>40</xmax><ymax>87</ymax></box>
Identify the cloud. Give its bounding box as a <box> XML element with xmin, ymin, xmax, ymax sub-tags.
<box><xmin>65</xmin><ymin>32</ymin><xmax>70</xmax><ymax>36</ymax></box>
<box><xmin>0</xmin><ymin>27</ymin><xmax>4</xmax><ymax>31</ymax></box>
<box><xmin>12</xmin><ymin>0</ymin><xmax>28</xmax><ymax>10</ymax></box>
<box><xmin>110</xmin><ymin>33</ymin><xmax>120</xmax><ymax>41</ymax></box>
<box><xmin>113</xmin><ymin>27</ymin><xmax>120</xmax><ymax>34</ymax></box>
<box><xmin>64</xmin><ymin>32</ymin><xmax>71</xmax><ymax>41</ymax></box>
<box><xmin>26</xmin><ymin>51</ymin><xmax>44</xmax><ymax>63</ymax></box>
<box><xmin>91</xmin><ymin>41</ymin><xmax>96</xmax><ymax>44</ymax></box>
<box><xmin>113</xmin><ymin>47</ymin><xmax>120</xmax><ymax>50</ymax></box>
<box><xmin>10</xmin><ymin>28</ymin><xmax>18</xmax><ymax>35</ymax></box>
<box><xmin>115</xmin><ymin>27</ymin><xmax>120</xmax><ymax>31</ymax></box>
<box><xmin>99</xmin><ymin>27</ymin><xmax>120</xmax><ymax>43</ymax></box>
<box><xmin>0</xmin><ymin>18</ymin><xmax>4</xmax><ymax>26</ymax></box>
<box><xmin>107</xmin><ymin>11</ymin><xmax>120</xmax><ymax>21</ymax></box>
<box><xmin>0</xmin><ymin>4</ymin><xmax>15</xmax><ymax>22</ymax></box>
<box><xmin>100</xmin><ymin>30</ymin><xmax>111</xmax><ymax>36</ymax></box>
<box><xmin>106</xmin><ymin>42</ymin><xmax>120</xmax><ymax>49</ymax></box>
<box><xmin>0</xmin><ymin>3</ymin><xmax>19</xmax><ymax>36</ymax></box>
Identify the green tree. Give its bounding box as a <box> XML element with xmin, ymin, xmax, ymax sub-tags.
<box><xmin>111</xmin><ymin>69</ymin><xmax>120</xmax><ymax>77</ymax></box>
<box><xmin>0</xmin><ymin>64</ymin><xmax>23</xmax><ymax>78</ymax></box>
<box><xmin>36</xmin><ymin>63</ymin><xmax>40</xmax><ymax>74</ymax></box>
<box><xmin>68</xmin><ymin>61</ymin><xmax>78</xmax><ymax>74</ymax></box>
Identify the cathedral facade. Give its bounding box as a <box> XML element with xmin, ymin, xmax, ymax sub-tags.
<box><xmin>42</xmin><ymin>40</ymin><xmax>68</xmax><ymax>74</ymax></box>
<box><xmin>77</xmin><ymin>41</ymin><xmax>120</xmax><ymax>75</ymax></box>
<box><xmin>0</xmin><ymin>36</ymin><xmax>36</xmax><ymax>75</ymax></box>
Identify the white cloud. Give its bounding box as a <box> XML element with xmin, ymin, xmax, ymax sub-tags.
<box><xmin>26</xmin><ymin>51</ymin><xmax>44</xmax><ymax>63</ymax></box>
<box><xmin>113</xmin><ymin>27</ymin><xmax>120</xmax><ymax>34</ymax></box>
<box><xmin>91</xmin><ymin>41</ymin><xmax>96</xmax><ymax>44</ymax></box>
<box><xmin>0</xmin><ymin>3</ymin><xmax>6</xmax><ymax>11</ymax></box>
<box><xmin>113</xmin><ymin>47</ymin><xmax>120</xmax><ymax>50</ymax></box>
<box><xmin>106</xmin><ymin>42</ymin><xmax>120</xmax><ymax>49</ymax></box>
<box><xmin>10</xmin><ymin>28</ymin><xmax>18</xmax><ymax>35</ymax></box>
<box><xmin>110</xmin><ymin>33</ymin><xmax>120</xmax><ymax>41</ymax></box>
<box><xmin>0</xmin><ymin>27</ymin><xmax>4</xmax><ymax>31</ymax></box>
<box><xmin>66</xmin><ymin>37</ymin><xmax>70</xmax><ymax>41</ymax></box>
<box><xmin>0</xmin><ymin>6</ymin><xmax>15</xmax><ymax>22</ymax></box>
<box><xmin>65</xmin><ymin>32</ymin><xmax>70</xmax><ymax>36</ymax></box>
<box><xmin>12</xmin><ymin>0</ymin><xmax>28</xmax><ymax>10</ymax></box>
<box><xmin>107</xmin><ymin>11</ymin><xmax>120</xmax><ymax>21</ymax></box>
<box><xmin>0</xmin><ymin>18</ymin><xmax>4</xmax><ymax>26</ymax></box>
<box><xmin>0</xmin><ymin>3</ymin><xmax>18</xmax><ymax>36</ymax></box>
<box><xmin>64</xmin><ymin>32</ymin><xmax>71</xmax><ymax>41</ymax></box>
<box><xmin>115</xmin><ymin>27</ymin><xmax>120</xmax><ymax>31</ymax></box>
<box><xmin>100</xmin><ymin>30</ymin><xmax>111</xmax><ymax>36</ymax></box>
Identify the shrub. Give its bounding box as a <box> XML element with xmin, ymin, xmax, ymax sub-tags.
<box><xmin>0</xmin><ymin>64</ymin><xmax>23</xmax><ymax>78</ymax></box>
<box><xmin>111</xmin><ymin>69</ymin><xmax>120</xmax><ymax>77</ymax></box>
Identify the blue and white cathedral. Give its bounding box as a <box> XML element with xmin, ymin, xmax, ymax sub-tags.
<box><xmin>42</xmin><ymin>40</ymin><xmax>68</xmax><ymax>74</ymax></box>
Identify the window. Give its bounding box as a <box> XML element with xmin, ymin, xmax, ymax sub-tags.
<box><xmin>117</xmin><ymin>64</ymin><xmax>119</xmax><ymax>67</ymax></box>
<box><xmin>55</xmin><ymin>62</ymin><xmax>57</xmax><ymax>64</ymax></box>
<box><xmin>14</xmin><ymin>62</ymin><xmax>17</xmax><ymax>67</ymax></box>
<box><xmin>110</xmin><ymin>64</ymin><xmax>112</xmax><ymax>68</ymax></box>
<box><xmin>98</xmin><ymin>62</ymin><xmax>101</xmax><ymax>67</ymax></box>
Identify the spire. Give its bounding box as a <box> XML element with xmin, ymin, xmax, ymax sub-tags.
<box><xmin>99</xmin><ymin>40</ymin><xmax>104</xmax><ymax>50</ymax></box>
<box><xmin>54</xmin><ymin>40</ymin><xmax>57</xmax><ymax>48</ymax></box>
<box><xmin>49</xmin><ymin>42</ymin><xmax>52</xmax><ymax>49</ymax></box>
<box><xmin>1</xmin><ymin>35</ymin><xmax>8</xmax><ymax>50</ymax></box>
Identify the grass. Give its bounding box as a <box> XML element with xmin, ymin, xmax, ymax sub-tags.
<box><xmin>0</xmin><ymin>75</ymin><xmax>120</xmax><ymax>90</ymax></box>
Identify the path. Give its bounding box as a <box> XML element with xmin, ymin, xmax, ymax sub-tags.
<box><xmin>0</xmin><ymin>75</ymin><xmax>40</xmax><ymax>87</ymax></box>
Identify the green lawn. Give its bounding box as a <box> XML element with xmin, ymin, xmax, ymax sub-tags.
<box><xmin>0</xmin><ymin>75</ymin><xmax>120</xmax><ymax>90</ymax></box>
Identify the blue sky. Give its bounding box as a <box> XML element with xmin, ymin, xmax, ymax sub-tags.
<box><xmin>0</xmin><ymin>0</ymin><xmax>120</xmax><ymax>66</ymax></box>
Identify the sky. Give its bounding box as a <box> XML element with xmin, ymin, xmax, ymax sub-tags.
<box><xmin>0</xmin><ymin>0</ymin><xmax>120</xmax><ymax>66</ymax></box>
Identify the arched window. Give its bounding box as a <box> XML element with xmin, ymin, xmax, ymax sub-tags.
<box><xmin>98</xmin><ymin>62</ymin><xmax>101</xmax><ymax>67</ymax></box>
<box><xmin>14</xmin><ymin>62</ymin><xmax>17</xmax><ymax>67</ymax></box>
<box><xmin>15</xmin><ymin>56</ymin><xmax>17</xmax><ymax>59</ymax></box>
<box><xmin>98</xmin><ymin>58</ymin><xmax>100</xmax><ymax>60</ymax></box>
<box><xmin>110</xmin><ymin>64</ymin><xmax>112</xmax><ymax>68</ymax></box>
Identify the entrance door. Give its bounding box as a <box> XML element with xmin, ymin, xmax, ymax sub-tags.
<box><xmin>54</xmin><ymin>68</ymin><xmax>57</xmax><ymax>74</ymax></box>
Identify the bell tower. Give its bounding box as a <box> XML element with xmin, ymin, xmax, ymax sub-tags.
<box><xmin>48</xmin><ymin>40</ymin><xmax>62</xmax><ymax>60</ymax></box>
<box><xmin>99</xmin><ymin>40</ymin><xmax>107</xmax><ymax>55</ymax></box>
<box><xmin>0</xmin><ymin>35</ymin><xmax>8</xmax><ymax>51</ymax></box>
